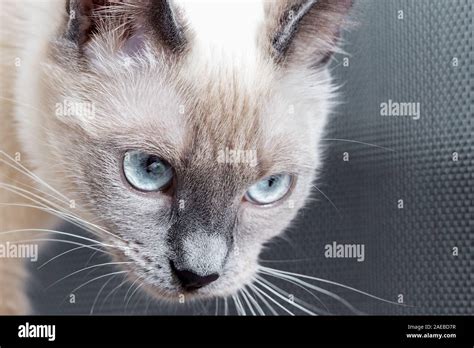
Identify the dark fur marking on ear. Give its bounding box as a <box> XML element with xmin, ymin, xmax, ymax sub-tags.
<box><xmin>65</xmin><ymin>0</ymin><xmax>108</xmax><ymax>46</ymax></box>
<box><xmin>149</xmin><ymin>0</ymin><xmax>187</xmax><ymax>53</ymax></box>
<box><xmin>272</xmin><ymin>0</ymin><xmax>319</xmax><ymax>61</ymax></box>
<box><xmin>65</xmin><ymin>1</ymin><xmax>81</xmax><ymax>43</ymax></box>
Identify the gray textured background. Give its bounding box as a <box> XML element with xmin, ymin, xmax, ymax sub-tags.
<box><xmin>28</xmin><ymin>0</ymin><xmax>472</xmax><ymax>315</ymax></box>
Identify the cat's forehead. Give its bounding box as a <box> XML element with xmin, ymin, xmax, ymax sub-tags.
<box><xmin>179</xmin><ymin>57</ymin><xmax>272</xmax><ymax>140</ymax></box>
<box><xmin>87</xmin><ymin>55</ymin><xmax>312</xmax><ymax>177</ymax></box>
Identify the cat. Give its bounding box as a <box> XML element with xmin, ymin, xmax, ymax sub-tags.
<box><xmin>0</xmin><ymin>0</ymin><xmax>352</xmax><ymax>314</ymax></box>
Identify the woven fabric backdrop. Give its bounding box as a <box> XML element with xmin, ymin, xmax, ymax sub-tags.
<box><xmin>29</xmin><ymin>0</ymin><xmax>472</xmax><ymax>315</ymax></box>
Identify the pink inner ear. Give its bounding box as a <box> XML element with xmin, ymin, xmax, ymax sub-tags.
<box><xmin>83</xmin><ymin>26</ymin><xmax>148</xmax><ymax>63</ymax></box>
<box><xmin>120</xmin><ymin>28</ymin><xmax>147</xmax><ymax>57</ymax></box>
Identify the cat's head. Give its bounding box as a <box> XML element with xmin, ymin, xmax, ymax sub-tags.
<box><xmin>35</xmin><ymin>0</ymin><xmax>352</xmax><ymax>301</ymax></box>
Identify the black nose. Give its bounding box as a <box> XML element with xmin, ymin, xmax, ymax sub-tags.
<box><xmin>170</xmin><ymin>261</ymin><xmax>219</xmax><ymax>290</ymax></box>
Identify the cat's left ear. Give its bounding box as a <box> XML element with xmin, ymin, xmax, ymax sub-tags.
<box><xmin>64</xmin><ymin>0</ymin><xmax>187</xmax><ymax>54</ymax></box>
<box><xmin>263</xmin><ymin>0</ymin><xmax>353</xmax><ymax>68</ymax></box>
<box><xmin>64</xmin><ymin>0</ymin><xmax>110</xmax><ymax>46</ymax></box>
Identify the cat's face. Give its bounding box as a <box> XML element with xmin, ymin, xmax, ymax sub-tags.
<box><xmin>35</xmin><ymin>0</ymin><xmax>351</xmax><ymax>301</ymax></box>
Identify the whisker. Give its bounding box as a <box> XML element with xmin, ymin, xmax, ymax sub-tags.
<box><xmin>260</xmin><ymin>269</ymin><xmax>362</xmax><ymax>314</ymax></box>
<box><xmin>0</xmin><ymin>177</ymin><xmax>129</xmax><ymax>246</ymax></box>
<box><xmin>100</xmin><ymin>276</ymin><xmax>130</xmax><ymax>311</ymax></box>
<box><xmin>47</xmin><ymin>261</ymin><xmax>133</xmax><ymax>289</ymax></box>
<box><xmin>259</xmin><ymin>276</ymin><xmax>330</xmax><ymax>315</ymax></box>
<box><xmin>256</xmin><ymin>278</ymin><xmax>318</xmax><ymax>316</ymax></box>
<box><xmin>236</xmin><ymin>292</ymin><xmax>248</xmax><ymax>316</ymax></box>
<box><xmin>234</xmin><ymin>294</ymin><xmax>243</xmax><ymax>316</ymax></box>
<box><xmin>242</xmin><ymin>288</ymin><xmax>265</xmax><ymax>316</ymax></box>
<box><xmin>56</xmin><ymin>269</ymin><xmax>128</xmax><ymax>309</ymax></box>
<box><xmin>7</xmin><ymin>178</ymin><xmax>70</xmax><ymax>206</ymax></box>
<box><xmin>249</xmin><ymin>284</ymin><xmax>278</xmax><ymax>316</ymax></box>
<box><xmin>260</xmin><ymin>257</ymin><xmax>318</xmax><ymax>264</ymax></box>
<box><xmin>124</xmin><ymin>276</ymin><xmax>143</xmax><ymax>305</ymax></box>
<box><xmin>320</xmin><ymin>138</ymin><xmax>396</xmax><ymax>152</ymax></box>
<box><xmin>233</xmin><ymin>294</ymin><xmax>246</xmax><ymax>316</ymax></box>
<box><xmin>133</xmin><ymin>290</ymin><xmax>148</xmax><ymax>315</ymax></box>
<box><xmin>261</xmin><ymin>272</ymin><xmax>330</xmax><ymax>313</ymax></box>
<box><xmin>311</xmin><ymin>183</ymin><xmax>342</xmax><ymax>218</ymax></box>
<box><xmin>125</xmin><ymin>281</ymin><xmax>145</xmax><ymax>311</ymax></box>
<box><xmin>90</xmin><ymin>275</ymin><xmax>117</xmax><ymax>315</ymax></box>
<box><xmin>0</xmin><ymin>183</ymin><xmax>74</xmax><ymax>215</ymax></box>
<box><xmin>0</xmin><ymin>153</ymin><xmax>70</xmax><ymax>201</ymax></box>
<box><xmin>144</xmin><ymin>293</ymin><xmax>152</xmax><ymax>315</ymax></box>
<box><xmin>239</xmin><ymin>289</ymin><xmax>256</xmax><ymax>316</ymax></box>
<box><xmin>232</xmin><ymin>295</ymin><xmax>242</xmax><ymax>315</ymax></box>
<box><xmin>38</xmin><ymin>243</ymin><xmax>111</xmax><ymax>270</ymax></box>
<box><xmin>252</xmin><ymin>284</ymin><xmax>294</xmax><ymax>316</ymax></box>
<box><xmin>7</xmin><ymin>238</ymin><xmax>111</xmax><ymax>256</ymax></box>
<box><xmin>67</xmin><ymin>270</ymin><xmax>129</xmax><ymax>300</ymax></box>
<box><xmin>0</xmin><ymin>183</ymin><xmax>126</xmax><ymax>242</ymax></box>
<box><xmin>261</xmin><ymin>266</ymin><xmax>406</xmax><ymax>307</ymax></box>
<box><xmin>0</xmin><ymin>228</ymin><xmax>116</xmax><ymax>248</ymax></box>
<box><xmin>0</xmin><ymin>200</ymin><xmax>115</xmax><ymax>244</ymax></box>
<box><xmin>85</xmin><ymin>249</ymin><xmax>102</xmax><ymax>268</ymax></box>
<box><xmin>196</xmin><ymin>297</ymin><xmax>208</xmax><ymax>315</ymax></box>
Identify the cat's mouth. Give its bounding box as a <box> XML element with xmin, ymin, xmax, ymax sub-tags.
<box><xmin>108</xmin><ymin>247</ymin><xmax>233</xmax><ymax>301</ymax></box>
<box><xmin>129</xmin><ymin>269</ymin><xmax>228</xmax><ymax>302</ymax></box>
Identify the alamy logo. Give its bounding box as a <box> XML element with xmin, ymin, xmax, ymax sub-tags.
<box><xmin>380</xmin><ymin>99</ymin><xmax>420</xmax><ymax>120</ymax></box>
<box><xmin>216</xmin><ymin>147</ymin><xmax>257</xmax><ymax>167</ymax></box>
<box><xmin>0</xmin><ymin>242</ymin><xmax>38</xmax><ymax>262</ymax></box>
<box><xmin>55</xmin><ymin>99</ymin><xmax>96</xmax><ymax>120</ymax></box>
<box><xmin>324</xmin><ymin>241</ymin><xmax>365</xmax><ymax>262</ymax></box>
<box><xmin>18</xmin><ymin>322</ymin><xmax>55</xmax><ymax>341</ymax></box>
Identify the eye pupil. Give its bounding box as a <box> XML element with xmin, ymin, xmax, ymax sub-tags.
<box><xmin>268</xmin><ymin>177</ymin><xmax>276</xmax><ymax>187</ymax></box>
<box><xmin>146</xmin><ymin>159</ymin><xmax>164</xmax><ymax>175</ymax></box>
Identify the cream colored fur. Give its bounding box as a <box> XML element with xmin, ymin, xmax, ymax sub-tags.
<box><xmin>0</xmin><ymin>1</ymin><xmax>63</xmax><ymax>314</ymax></box>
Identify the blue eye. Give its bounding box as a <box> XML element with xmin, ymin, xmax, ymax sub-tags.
<box><xmin>245</xmin><ymin>174</ymin><xmax>293</xmax><ymax>205</ymax></box>
<box><xmin>123</xmin><ymin>150</ymin><xmax>174</xmax><ymax>192</ymax></box>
